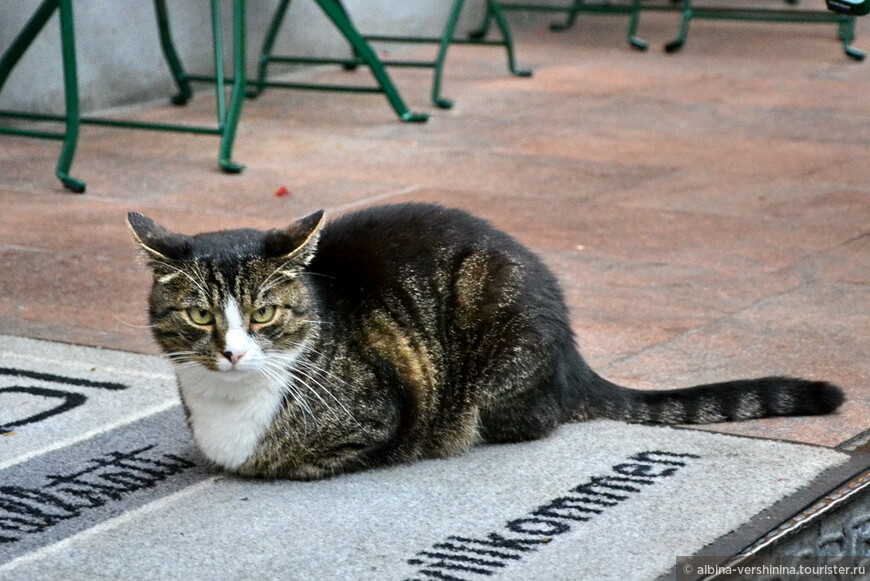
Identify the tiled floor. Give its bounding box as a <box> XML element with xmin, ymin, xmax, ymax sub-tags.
<box><xmin>1</xmin><ymin>13</ymin><xmax>867</xmax><ymax>448</ymax></box>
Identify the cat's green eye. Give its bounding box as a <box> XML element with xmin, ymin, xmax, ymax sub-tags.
<box><xmin>251</xmin><ymin>305</ymin><xmax>277</xmax><ymax>324</ymax></box>
<box><xmin>187</xmin><ymin>308</ymin><xmax>214</xmax><ymax>326</ymax></box>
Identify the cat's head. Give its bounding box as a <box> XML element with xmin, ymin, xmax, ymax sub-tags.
<box><xmin>127</xmin><ymin>210</ymin><xmax>325</xmax><ymax>380</ymax></box>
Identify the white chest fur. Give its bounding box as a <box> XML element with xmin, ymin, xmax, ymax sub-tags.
<box><xmin>177</xmin><ymin>367</ymin><xmax>283</xmax><ymax>470</ymax></box>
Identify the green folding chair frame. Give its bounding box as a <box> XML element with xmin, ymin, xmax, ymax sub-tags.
<box><xmin>0</xmin><ymin>0</ymin><xmax>247</xmax><ymax>193</ymax></box>
<box><xmin>242</xmin><ymin>0</ymin><xmax>427</xmax><ymax>120</ymax></box>
<box><xmin>663</xmin><ymin>0</ymin><xmax>864</xmax><ymax>60</ymax></box>
<box><xmin>477</xmin><ymin>1</ymin><xmax>863</xmax><ymax>60</ymax></box>
<box><xmin>249</xmin><ymin>0</ymin><xmax>531</xmax><ymax>110</ymax></box>
<box><xmin>472</xmin><ymin>0</ymin><xmax>650</xmax><ymax>50</ymax></box>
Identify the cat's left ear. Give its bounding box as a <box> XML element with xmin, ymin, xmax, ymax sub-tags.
<box><xmin>126</xmin><ymin>212</ymin><xmax>192</xmax><ymax>263</ymax></box>
<box><xmin>263</xmin><ymin>210</ymin><xmax>325</xmax><ymax>266</ymax></box>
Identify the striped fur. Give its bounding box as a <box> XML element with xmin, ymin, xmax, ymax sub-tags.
<box><xmin>128</xmin><ymin>204</ymin><xmax>844</xmax><ymax>480</ymax></box>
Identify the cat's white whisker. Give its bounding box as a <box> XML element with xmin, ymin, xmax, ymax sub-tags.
<box><xmin>112</xmin><ymin>315</ymin><xmax>155</xmax><ymax>329</ymax></box>
<box><xmin>257</xmin><ymin>362</ymin><xmax>313</xmax><ymax>432</ymax></box>
<box><xmin>257</xmin><ymin>256</ymin><xmax>300</xmax><ymax>296</ymax></box>
<box><xmin>302</xmin><ymin>270</ymin><xmax>336</xmax><ymax>280</ymax></box>
<box><xmin>258</xmin><ymin>357</ymin><xmax>292</xmax><ymax>391</ymax></box>
<box><xmin>152</xmin><ymin>259</ymin><xmax>209</xmax><ymax>297</ymax></box>
<box><xmin>286</xmin><ymin>367</ymin><xmax>346</xmax><ymax>427</ymax></box>
<box><xmin>167</xmin><ymin>361</ymin><xmax>201</xmax><ymax>372</ymax></box>
<box><xmin>295</xmin><ymin>358</ymin><xmax>355</xmax><ymax>391</ymax></box>
<box><xmin>288</xmin><ymin>363</ymin><xmax>363</xmax><ymax>429</ymax></box>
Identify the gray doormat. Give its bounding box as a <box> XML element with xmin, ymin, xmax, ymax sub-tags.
<box><xmin>0</xmin><ymin>335</ymin><xmax>855</xmax><ymax>581</ymax></box>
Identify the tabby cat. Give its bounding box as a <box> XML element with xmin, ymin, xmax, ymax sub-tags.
<box><xmin>127</xmin><ymin>203</ymin><xmax>843</xmax><ymax>480</ymax></box>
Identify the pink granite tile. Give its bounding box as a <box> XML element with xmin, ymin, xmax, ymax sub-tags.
<box><xmin>0</xmin><ymin>247</ymin><xmax>157</xmax><ymax>354</ymax></box>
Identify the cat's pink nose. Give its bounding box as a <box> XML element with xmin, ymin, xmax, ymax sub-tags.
<box><xmin>222</xmin><ymin>349</ymin><xmax>246</xmax><ymax>365</ymax></box>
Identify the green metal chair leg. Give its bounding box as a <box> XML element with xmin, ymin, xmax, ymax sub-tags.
<box><xmin>838</xmin><ymin>18</ymin><xmax>866</xmax><ymax>61</ymax></box>
<box><xmin>838</xmin><ymin>17</ymin><xmax>850</xmax><ymax>40</ymax></box>
<box><xmin>56</xmin><ymin>0</ymin><xmax>85</xmax><ymax>193</ymax></box>
<box><xmin>154</xmin><ymin>0</ymin><xmax>193</xmax><ymax>106</ymax></box>
<box><xmin>250</xmin><ymin>0</ymin><xmax>292</xmax><ymax>98</ymax></box>
<box><xmin>217</xmin><ymin>0</ymin><xmax>246</xmax><ymax>173</ymax></box>
<box><xmin>1</xmin><ymin>0</ymin><xmax>247</xmax><ymax>188</ymax></box>
<box><xmin>431</xmin><ymin>0</ymin><xmax>466</xmax><ymax>109</ymax></box>
<box><xmin>332</xmin><ymin>0</ymin><xmax>361</xmax><ymax>69</ymax></box>
<box><xmin>210</xmin><ymin>0</ymin><xmax>227</xmax><ymax>128</ymax></box>
<box><xmin>468</xmin><ymin>3</ymin><xmax>494</xmax><ymax>40</ymax></box>
<box><xmin>314</xmin><ymin>0</ymin><xmax>428</xmax><ymax>122</ymax></box>
<box><xmin>0</xmin><ymin>0</ymin><xmax>59</xmax><ymax>92</ymax></box>
<box><xmin>665</xmin><ymin>0</ymin><xmax>693</xmax><ymax>53</ymax></box>
<box><xmin>486</xmin><ymin>1</ymin><xmax>532</xmax><ymax>77</ymax></box>
<box><xmin>550</xmin><ymin>0</ymin><xmax>584</xmax><ymax>31</ymax></box>
<box><xmin>627</xmin><ymin>0</ymin><xmax>649</xmax><ymax>50</ymax></box>
<box><xmin>0</xmin><ymin>0</ymin><xmax>86</xmax><ymax>192</ymax></box>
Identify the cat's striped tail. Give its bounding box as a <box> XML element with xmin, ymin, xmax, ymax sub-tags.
<box><xmin>592</xmin><ymin>376</ymin><xmax>844</xmax><ymax>425</ymax></box>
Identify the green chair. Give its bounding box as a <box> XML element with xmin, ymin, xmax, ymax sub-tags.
<box><xmin>663</xmin><ymin>0</ymin><xmax>864</xmax><ymax>60</ymax></box>
<box><xmin>244</xmin><ymin>0</ymin><xmax>427</xmax><ymax>120</ymax></box>
<box><xmin>0</xmin><ymin>0</ymin><xmax>247</xmax><ymax>193</ymax></box>
<box><xmin>249</xmin><ymin>0</ymin><xmax>532</xmax><ymax>110</ymax></box>
<box><xmin>475</xmin><ymin>1</ymin><xmax>862</xmax><ymax>60</ymax></box>
<box><xmin>472</xmin><ymin>0</ymin><xmax>650</xmax><ymax>50</ymax></box>
<box><xmin>161</xmin><ymin>1</ymin><xmax>428</xmax><ymax>122</ymax></box>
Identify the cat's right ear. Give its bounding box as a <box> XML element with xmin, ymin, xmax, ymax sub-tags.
<box><xmin>126</xmin><ymin>212</ymin><xmax>192</xmax><ymax>264</ymax></box>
